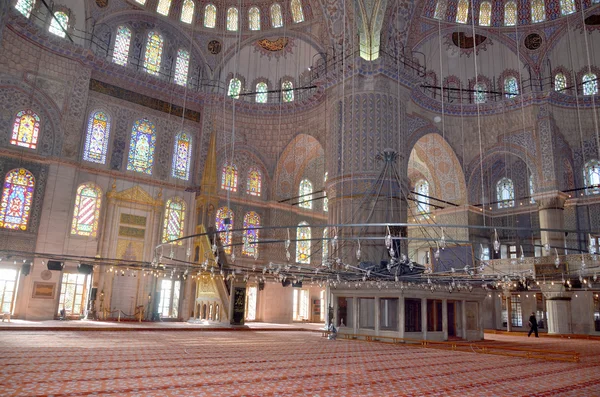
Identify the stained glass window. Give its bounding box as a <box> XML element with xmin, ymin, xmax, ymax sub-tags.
<box><xmin>560</xmin><ymin>0</ymin><xmax>576</xmax><ymax>15</ymax></box>
<box><xmin>172</xmin><ymin>132</ymin><xmax>192</xmax><ymax>180</ymax></box>
<box><xmin>531</xmin><ymin>0</ymin><xmax>545</xmax><ymax>23</ymax></box>
<box><xmin>204</xmin><ymin>4</ymin><xmax>216</xmax><ymax>28</ymax></box>
<box><xmin>322</xmin><ymin>227</ymin><xmax>328</xmax><ymax>263</ymax></box>
<box><xmin>221</xmin><ymin>164</ymin><xmax>238</xmax><ymax>191</ymax></box>
<box><xmin>162</xmin><ymin>197</ymin><xmax>186</xmax><ymax>243</ymax></box>
<box><xmin>70</xmin><ymin>183</ymin><xmax>102</xmax><ymax>237</ymax></box>
<box><xmin>497</xmin><ymin>177</ymin><xmax>515</xmax><ymax>208</ymax></box>
<box><xmin>256</xmin><ymin>82</ymin><xmax>268</xmax><ymax>103</ymax></box>
<box><xmin>456</xmin><ymin>0</ymin><xmax>469</xmax><ymax>24</ymax></box>
<box><xmin>282</xmin><ymin>80</ymin><xmax>294</xmax><ymax>102</ymax></box>
<box><xmin>15</xmin><ymin>0</ymin><xmax>35</xmax><ymax>18</ymax></box>
<box><xmin>584</xmin><ymin>159</ymin><xmax>600</xmax><ymax>195</ymax></box>
<box><xmin>227</xmin><ymin>7</ymin><xmax>239</xmax><ymax>31</ymax></box>
<box><xmin>181</xmin><ymin>0</ymin><xmax>194</xmax><ymax>23</ymax></box>
<box><xmin>299</xmin><ymin>179</ymin><xmax>312</xmax><ymax>209</ymax></box>
<box><xmin>583</xmin><ymin>73</ymin><xmax>598</xmax><ymax>96</ymax></box>
<box><xmin>246</xmin><ymin>168</ymin><xmax>261</xmax><ymax>196</ymax></box>
<box><xmin>249</xmin><ymin>6</ymin><xmax>261</xmax><ymax>30</ymax></box>
<box><xmin>126</xmin><ymin>118</ymin><xmax>156</xmax><ymax>174</ymax></box>
<box><xmin>0</xmin><ymin>168</ymin><xmax>35</xmax><ymax>231</ymax></box>
<box><xmin>529</xmin><ymin>175</ymin><xmax>535</xmax><ymax>203</ymax></box>
<box><xmin>83</xmin><ymin>110</ymin><xmax>110</xmax><ymax>164</ymax></box>
<box><xmin>11</xmin><ymin>110</ymin><xmax>40</xmax><ymax>150</ymax></box>
<box><xmin>113</xmin><ymin>26</ymin><xmax>131</xmax><ymax>66</ymax></box>
<box><xmin>479</xmin><ymin>2</ymin><xmax>491</xmax><ymax>26</ymax></box>
<box><xmin>555</xmin><ymin>73</ymin><xmax>567</xmax><ymax>92</ymax></box>
<box><xmin>291</xmin><ymin>0</ymin><xmax>304</xmax><ymax>23</ymax></box>
<box><xmin>242</xmin><ymin>211</ymin><xmax>260</xmax><ymax>257</ymax></box>
<box><xmin>474</xmin><ymin>83</ymin><xmax>487</xmax><ymax>104</ymax></box>
<box><xmin>434</xmin><ymin>0</ymin><xmax>447</xmax><ymax>19</ymax></box>
<box><xmin>228</xmin><ymin>78</ymin><xmax>241</xmax><ymax>98</ymax></box>
<box><xmin>415</xmin><ymin>180</ymin><xmax>429</xmax><ymax>214</ymax></box>
<box><xmin>504</xmin><ymin>76</ymin><xmax>519</xmax><ymax>98</ymax></box>
<box><xmin>504</xmin><ymin>1</ymin><xmax>517</xmax><ymax>26</ymax></box>
<box><xmin>157</xmin><ymin>0</ymin><xmax>171</xmax><ymax>16</ymax></box>
<box><xmin>143</xmin><ymin>32</ymin><xmax>163</xmax><ymax>76</ymax></box>
<box><xmin>296</xmin><ymin>222</ymin><xmax>311</xmax><ymax>264</ymax></box>
<box><xmin>49</xmin><ymin>11</ymin><xmax>68</xmax><ymax>38</ymax></box>
<box><xmin>174</xmin><ymin>49</ymin><xmax>190</xmax><ymax>86</ymax></box>
<box><xmin>271</xmin><ymin>3</ymin><xmax>283</xmax><ymax>28</ymax></box>
<box><xmin>215</xmin><ymin>207</ymin><xmax>234</xmax><ymax>254</ymax></box>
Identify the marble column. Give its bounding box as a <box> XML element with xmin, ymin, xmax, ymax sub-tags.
<box><xmin>535</xmin><ymin>193</ymin><xmax>568</xmax><ymax>255</ymax></box>
<box><xmin>506</xmin><ymin>294</ymin><xmax>512</xmax><ymax>332</ymax></box>
<box><xmin>421</xmin><ymin>297</ymin><xmax>428</xmax><ymax>340</ymax></box>
<box><xmin>442</xmin><ymin>298</ymin><xmax>448</xmax><ymax>340</ymax></box>
<box><xmin>398</xmin><ymin>295</ymin><xmax>405</xmax><ymax>338</ymax></box>
<box><xmin>461</xmin><ymin>300</ymin><xmax>467</xmax><ymax>339</ymax></box>
<box><xmin>542</xmin><ymin>284</ymin><xmax>573</xmax><ymax>335</ymax></box>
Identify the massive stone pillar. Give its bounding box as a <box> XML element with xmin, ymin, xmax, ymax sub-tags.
<box><xmin>535</xmin><ymin>193</ymin><xmax>568</xmax><ymax>255</ymax></box>
<box><xmin>542</xmin><ymin>284</ymin><xmax>573</xmax><ymax>335</ymax></box>
<box><xmin>325</xmin><ymin>75</ymin><xmax>410</xmax><ymax>267</ymax></box>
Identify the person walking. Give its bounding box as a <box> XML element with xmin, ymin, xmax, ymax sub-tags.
<box><xmin>528</xmin><ymin>312</ymin><xmax>539</xmax><ymax>338</ymax></box>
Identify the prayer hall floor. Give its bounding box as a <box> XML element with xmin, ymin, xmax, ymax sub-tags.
<box><xmin>0</xmin><ymin>330</ymin><xmax>599</xmax><ymax>397</ymax></box>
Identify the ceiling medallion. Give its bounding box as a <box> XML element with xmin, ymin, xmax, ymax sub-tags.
<box><xmin>257</xmin><ymin>37</ymin><xmax>289</xmax><ymax>52</ymax></box>
<box><xmin>524</xmin><ymin>33</ymin><xmax>543</xmax><ymax>51</ymax></box>
<box><xmin>208</xmin><ymin>40</ymin><xmax>222</xmax><ymax>55</ymax></box>
<box><xmin>95</xmin><ymin>0</ymin><xmax>108</xmax><ymax>8</ymax></box>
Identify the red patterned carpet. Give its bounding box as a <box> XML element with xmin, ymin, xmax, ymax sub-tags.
<box><xmin>0</xmin><ymin>330</ymin><xmax>599</xmax><ymax>397</ymax></box>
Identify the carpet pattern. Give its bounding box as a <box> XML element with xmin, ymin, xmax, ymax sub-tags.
<box><xmin>0</xmin><ymin>331</ymin><xmax>599</xmax><ymax>397</ymax></box>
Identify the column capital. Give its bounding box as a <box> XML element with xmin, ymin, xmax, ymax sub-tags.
<box><xmin>540</xmin><ymin>284</ymin><xmax>573</xmax><ymax>300</ymax></box>
<box><xmin>534</xmin><ymin>191</ymin><xmax>569</xmax><ymax>210</ymax></box>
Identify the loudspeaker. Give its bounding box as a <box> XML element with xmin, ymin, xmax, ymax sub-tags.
<box><xmin>281</xmin><ymin>279</ymin><xmax>291</xmax><ymax>287</ymax></box>
<box><xmin>21</xmin><ymin>263</ymin><xmax>31</xmax><ymax>276</ymax></box>
<box><xmin>258</xmin><ymin>281</ymin><xmax>265</xmax><ymax>291</ymax></box>
<box><xmin>47</xmin><ymin>261</ymin><xmax>64</xmax><ymax>271</ymax></box>
<box><xmin>77</xmin><ymin>264</ymin><xmax>93</xmax><ymax>274</ymax></box>
<box><xmin>292</xmin><ymin>281</ymin><xmax>303</xmax><ymax>288</ymax></box>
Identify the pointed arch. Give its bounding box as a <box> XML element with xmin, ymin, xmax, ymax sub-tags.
<box><xmin>157</xmin><ymin>0</ymin><xmax>172</xmax><ymax>16</ymax></box>
<box><xmin>271</xmin><ymin>3</ymin><xmax>283</xmax><ymax>28</ymax></box>
<box><xmin>221</xmin><ymin>163</ymin><xmax>238</xmax><ymax>191</ymax></box>
<box><xmin>180</xmin><ymin>0</ymin><xmax>195</xmax><ymax>23</ymax></box>
<box><xmin>504</xmin><ymin>76</ymin><xmax>519</xmax><ymax>98</ymax></box>
<box><xmin>216</xmin><ymin>207</ymin><xmax>234</xmax><ymax>254</ymax></box>
<box><xmin>415</xmin><ymin>179</ymin><xmax>430</xmax><ymax>214</ymax></box>
<box><xmin>256</xmin><ymin>82</ymin><xmax>268</xmax><ymax>103</ymax></box>
<box><xmin>456</xmin><ymin>0</ymin><xmax>469</xmax><ymax>24</ymax></box>
<box><xmin>113</xmin><ymin>26</ymin><xmax>132</xmax><ymax>66</ymax></box>
<box><xmin>531</xmin><ymin>0</ymin><xmax>546</xmax><ymax>23</ymax></box>
<box><xmin>71</xmin><ymin>183</ymin><xmax>102</xmax><ymax>237</ymax></box>
<box><xmin>172</xmin><ymin>131</ymin><xmax>192</xmax><ymax>180</ymax></box>
<box><xmin>249</xmin><ymin>6</ymin><xmax>261</xmax><ymax>30</ymax></box>
<box><xmin>228</xmin><ymin>78</ymin><xmax>241</xmax><ymax>98</ymax></box>
<box><xmin>282</xmin><ymin>80</ymin><xmax>294</xmax><ymax>102</ymax></box>
<box><xmin>143</xmin><ymin>31</ymin><xmax>164</xmax><ymax>75</ymax></box>
<box><xmin>290</xmin><ymin>0</ymin><xmax>304</xmax><ymax>23</ymax></box>
<box><xmin>49</xmin><ymin>11</ymin><xmax>68</xmax><ymax>38</ymax></box>
<box><xmin>246</xmin><ymin>168</ymin><xmax>262</xmax><ymax>196</ymax></box>
<box><xmin>204</xmin><ymin>4</ymin><xmax>217</xmax><ymax>28</ymax></box>
<box><xmin>296</xmin><ymin>221</ymin><xmax>310</xmax><ymax>264</ymax></box>
<box><xmin>299</xmin><ymin>179</ymin><xmax>313</xmax><ymax>209</ymax></box>
<box><xmin>434</xmin><ymin>0</ymin><xmax>447</xmax><ymax>20</ymax></box>
<box><xmin>504</xmin><ymin>1</ymin><xmax>517</xmax><ymax>26</ymax></box>
<box><xmin>496</xmin><ymin>177</ymin><xmax>515</xmax><ymax>208</ymax></box>
<box><xmin>242</xmin><ymin>211</ymin><xmax>260</xmax><ymax>257</ymax></box>
<box><xmin>555</xmin><ymin>73</ymin><xmax>567</xmax><ymax>92</ymax></box>
<box><xmin>479</xmin><ymin>2</ymin><xmax>491</xmax><ymax>26</ymax></box>
<box><xmin>83</xmin><ymin>110</ymin><xmax>110</xmax><ymax>164</ymax></box>
<box><xmin>11</xmin><ymin>109</ymin><xmax>40</xmax><ymax>150</ymax></box>
<box><xmin>162</xmin><ymin>197</ymin><xmax>186</xmax><ymax>243</ymax></box>
<box><xmin>583</xmin><ymin>73</ymin><xmax>598</xmax><ymax>96</ymax></box>
<box><xmin>227</xmin><ymin>7</ymin><xmax>239</xmax><ymax>31</ymax></box>
<box><xmin>174</xmin><ymin>49</ymin><xmax>190</xmax><ymax>86</ymax></box>
<box><xmin>127</xmin><ymin>119</ymin><xmax>156</xmax><ymax>174</ymax></box>
<box><xmin>0</xmin><ymin>168</ymin><xmax>35</xmax><ymax>230</ymax></box>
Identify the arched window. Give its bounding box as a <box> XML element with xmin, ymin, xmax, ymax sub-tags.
<box><xmin>49</xmin><ymin>11</ymin><xmax>68</xmax><ymax>38</ymax></box>
<box><xmin>113</xmin><ymin>26</ymin><xmax>131</xmax><ymax>66</ymax></box>
<box><xmin>456</xmin><ymin>0</ymin><xmax>469</xmax><ymax>24</ymax></box>
<box><xmin>296</xmin><ymin>222</ymin><xmax>310</xmax><ymax>264</ymax></box>
<box><xmin>434</xmin><ymin>0</ymin><xmax>447</xmax><ymax>19</ymax></box>
<box><xmin>180</xmin><ymin>0</ymin><xmax>194</xmax><ymax>23</ymax></box>
<box><xmin>15</xmin><ymin>0</ymin><xmax>35</xmax><ymax>18</ymax></box>
<box><xmin>496</xmin><ymin>177</ymin><xmax>515</xmax><ymax>208</ymax></box>
<box><xmin>0</xmin><ymin>168</ymin><xmax>35</xmax><ymax>231</ymax></box>
<box><xmin>157</xmin><ymin>0</ymin><xmax>171</xmax><ymax>16</ymax></box>
<box><xmin>560</xmin><ymin>0</ymin><xmax>575</xmax><ymax>16</ymax></box>
<box><xmin>215</xmin><ymin>207</ymin><xmax>234</xmax><ymax>254</ymax></box>
<box><xmin>299</xmin><ymin>179</ymin><xmax>313</xmax><ymax>209</ymax></box>
<box><xmin>504</xmin><ymin>1</ymin><xmax>517</xmax><ymax>26</ymax></box>
<box><xmin>126</xmin><ymin>119</ymin><xmax>156</xmax><ymax>174</ymax></box>
<box><xmin>174</xmin><ymin>49</ymin><xmax>190</xmax><ymax>86</ymax></box>
<box><xmin>162</xmin><ymin>197</ymin><xmax>186</xmax><ymax>243</ymax></box>
<box><xmin>529</xmin><ymin>175</ymin><xmax>535</xmax><ymax>203</ymax></box>
<box><xmin>282</xmin><ymin>80</ymin><xmax>294</xmax><ymax>102</ymax></box>
<box><xmin>227</xmin><ymin>7</ymin><xmax>239</xmax><ymax>31</ymax></box>
<box><xmin>473</xmin><ymin>83</ymin><xmax>487</xmax><ymax>104</ymax></box>
<box><xmin>143</xmin><ymin>32</ymin><xmax>163</xmax><ymax>76</ymax></box>
<box><xmin>228</xmin><ymin>78</ymin><xmax>241</xmax><ymax>99</ymax></box>
<box><xmin>531</xmin><ymin>0</ymin><xmax>545</xmax><ymax>23</ymax></box>
<box><xmin>242</xmin><ymin>211</ymin><xmax>260</xmax><ymax>257</ymax></box>
<box><xmin>221</xmin><ymin>163</ymin><xmax>238</xmax><ymax>191</ymax></box>
<box><xmin>172</xmin><ymin>132</ymin><xmax>192</xmax><ymax>180</ymax></box>
<box><xmin>583</xmin><ymin>73</ymin><xmax>598</xmax><ymax>96</ymax></box>
<box><xmin>322</xmin><ymin>227</ymin><xmax>328</xmax><ymax>263</ymax></box>
<box><xmin>291</xmin><ymin>0</ymin><xmax>304</xmax><ymax>23</ymax></box>
<box><xmin>256</xmin><ymin>82</ymin><xmax>268</xmax><ymax>103</ymax></box>
<box><xmin>204</xmin><ymin>4</ymin><xmax>217</xmax><ymax>28</ymax></box>
<box><xmin>249</xmin><ymin>6</ymin><xmax>261</xmax><ymax>30</ymax></box>
<box><xmin>70</xmin><ymin>183</ymin><xmax>102</xmax><ymax>237</ymax></box>
<box><xmin>415</xmin><ymin>180</ymin><xmax>430</xmax><ymax>214</ymax></box>
<box><xmin>246</xmin><ymin>168</ymin><xmax>262</xmax><ymax>196</ymax></box>
<box><xmin>584</xmin><ymin>159</ymin><xmax>600</xmax><ymax>195</ymax></box>
<box><xmin>11</xmin><ymin>109</ymin><xmax>40</xmax><ymax>149</ymax></box>
<box><xmin>554</xmin><ymin>73</ymin><xmax>567</xmax><ymax>92</ymax></box>
<box><xmin>271</xmin><ymin>3</ymin><xmax>283</xmax><ymax>28</ymax></box>
<box><xmin>479</xmin><ymin>2</ymin><xmax>491</xmax><ymax>26</ymax></box>
<box><xmin>504</xmin><ymin>76</ymin><xmax>519</xmax><ymax>98</ymax></box>
<box><xmin>83</xmin><ymin>110</ymin><xmax>110</xmax><ymax>164</ymax></box>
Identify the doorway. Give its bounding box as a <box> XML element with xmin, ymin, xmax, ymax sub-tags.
<box><xmin>447</xmin><ymin>301</ymin><xmax>456</xmax><ymax>337</ymax></box>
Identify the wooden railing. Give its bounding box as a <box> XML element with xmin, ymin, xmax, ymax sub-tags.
<box><xmin>320</xmin><ymin>331</ymin><xmax>579</xmax><ymax>363</ymax></box>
